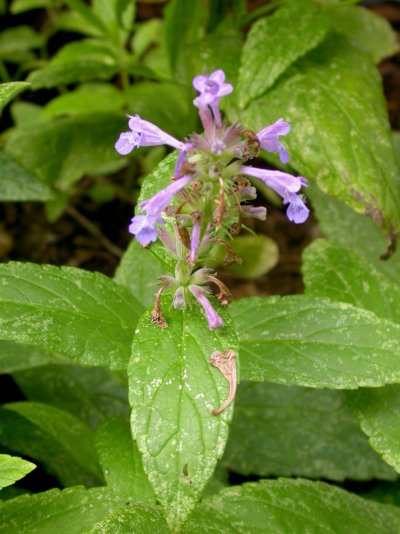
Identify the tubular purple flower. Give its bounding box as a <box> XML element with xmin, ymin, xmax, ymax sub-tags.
<box><xmin>242</xmin><ymin>206</ymin><xmax>267</xmax><ymax>221</ymax></box>
<box><xmin>193</xmin><ymin>70</ymin><xmax>233</xmax><ymax>128</ymax></box>
<box><xmin>256</xmin><ymin>119</ymin><xmax>290</xmax><ymax>164</ymax></box>
<box><xmin>115</xmin><ymin>115</ymin><xmax>184</xmax><ymax>156</ymax></box>
<box><xmin>128</xmin><ymin>214</ymin><xmax>159</xmax><ymax>246</ymax></box>
<box><xmin>140</xmin><ymin>176</ymin><xmax>192</xmax><ymax>218</ymax></box>
<box><xmin>175</xmin><ymin>142</ymin><xmax>194</xmax><ymax>178</ymax></box>
<box><xmin>240</xmin><ymin>165</ymin><xmax>303</xmax><ymax>196</ymax></box>
<box><xmin>189</xmin><ymin>285</ymin><xmax>224</xmax><ymax>330</ymax></box>
<box><xmin>189</xmin><ymin>212</ymin><xmax>202</xmax><ymax>264</ymax></box>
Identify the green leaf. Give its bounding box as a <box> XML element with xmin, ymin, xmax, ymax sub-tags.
<box><xmin>5</xmin><ymin>113</ymin><xmax>126</xmax><ymax>189</ymax></box>
<box><xmin>231</xmin><ymin>295</ymin><xmax>400</xmax><ymax>388</ymax></box>
<box><xmin>0</xmin><ymin>149</ymin><xmax>52</xmax><ymax>201</ymax></box>
<box><xmin>124</xmin><ymin>81</ymin><xmax>196</xmax><ymax>139</ymax></box>
<box><xmin>94</xmin><ymin>417</ymin><xmax>154</xmax><ymax>500</ymax></box>
<box><xmin>92</xmin><ymin>0</ymin><xmax>136</xmax><ymax>47</ymax></box>
<box><xmin>129</xmin><ymin>301</ymin><xmax>239</xmax><ymax>530</ymax></box>
<box><xmin>13</xmin><ymin>365</ymin><xmax>129</xmax><ymax>427</ymax></box>
<box><xmin>88</xmin><ymin>503</ymin><xmax>168</xmax><ymax>534</ymax></box>
<box><xmin>43</xmin><ymin>83</ymin><xmax>125</xmax><ymax>118</ymax></box>
<box><xmin>28</xmin><ymin>40</ymin><xmax>117</xmax><ymax>89</ymax></box>
<box><xmin>236</xmin><ymin>35</ymin><xmax>400</xmax><ymax>236</ymax></box>
<box><xmin>114</xmin><ymin>239</ymin><xmax>164</xmax><ymax>308</ymax></box>
<box><xmin>10</xmin><ymin>0</ymin><xmax>53</xmax><ymax>14</ymax></box>
<box><xmin>0</xmin><ymin>341</ymin><xmax>65</xmax><ymax>374</ymax></box>
<box><xmin>63</xmin><ymin>0</ymin><xmax>108</xmax><ymax>35</ymax></box>
<box><xmin>0</xmin><ymin>262</ymin><xmax>143</xmax><ymax>370</ymax></box>
<box><xmin>0</xmin><ymin>455</ymin><xmax>36</xmax><ymax>490</ymax></box>
<box><xmin>223</xmin><ymin>382</ymin><xmax>395</xmax><ymax>481</ymax></box>
<box><xmin>0</xmin><ymin>403</ymin><xmax>102</xmax><ymax>487</ymax></box>
<box><xmin>184</xmin><ymin>479</ymin><xmax>400</xmax><ymax>533</ymax></box>
<box><xmin>0</xmin><ymin>82</ymin><xmax>30</xmax><ymax>114</ymax></box>
<box><xmin>164</xmin><ymin>0</ymin><xmax>207</xmax><ymax>73</ymax></box>
<box><xmin>0</xmin><ymin>486</ymin><xmax>121</xmax><ymax>534</ymax></box>
<box><xmin>238</xmin><ymin>0</ymin><xmax>329</xmax><ymax>107</ymax></box>
<box><xmin>348</xmin><ymin>386</ymin><xmax>400</xmax><ymax>475</ymax></box>
<box><xmin>0</xmin><ymin>26</ymin><xmax>44</xmax><ymax>63</ymax></box>
<box><xmin>224</xmin><ymin>235</ymin><xmax>278</xmax><ymax>279</ymax></box>
<box><xmin>330</xmin><ymin>5</ymin><xmax>399</xmax><ymax>63</ymax></box>
<box><xmin>303</xmin><ymin>239</ymin><xmax>400</xmax><ymax>323</ymax></box>
<box><xmin>307</xmin><ymin>184</ymin><xmax>400</xmax><ymax>284</ymax></box>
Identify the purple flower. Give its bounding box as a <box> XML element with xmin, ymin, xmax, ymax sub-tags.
<box><xmin>189</xmin><ymin>212</ymin><xmax>202</xmax><ymax>264</ymax></box>
<box><xmin>193</xmin><ymin>70</ymin><xmax>233</xmax><ymax>107</ymax></box>
<box><xmin>173</xmin><ymin>286</ymin><xmax>186</xmax><ymax>309</ymax></box>
<box><xmin>240</xmin><ymin>165</ymin><xmax>309</xmax><ymax>223</ymax></box>
<box><xmin>140</xmin><ymin>176</ymin><xmax>191</xmax><ymax>218</ymax></box>
<box><xmin>129</xmin><ymin>176</ymin><xmax>192</xmax><ymax>246</ymax></box>
<box><xmin>242</xmin><ymin>206</ymin><xmax>267</xmax><ymax>220</ymax></box>
<box><xmin>189</xmin><ymin>285</ymin><xmax>224</xmax><ymax>330</ymax></box>
<box><xmin>115</xmin><ymin>115</ymin><xmax>183</xmax><ymax>155</ymax></box>
<box><xmin>284</xmin><ymin>193</ymin><xmax>310</xmax><ymax>223</ymax></box>
<box><xmin>128</xmin><ymin>214</ymin><xmax>160</xmax><ymax>246</ymax></box>
<box><xmin>256</xmin><ymin>119</ymin><xmax>290</xmax><ymax>164</ymax></box>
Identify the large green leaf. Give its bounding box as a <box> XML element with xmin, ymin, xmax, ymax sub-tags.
<box><xmin>231</xmin><ymin>295</ymin><xmax>400</xmax><ymax>388</ymax></box>
<box><xmin>43</xmin><ymin>83</ymin><xmax>125</xmax><ymax>118</ymax></box>
<box><xmin>129</xmin><ymin>301</ymin><xmax>239</xmax><ymax>530</ymax></box>
<box><xmin>307</xmin><ymin>184</ymin><xmax>400</xmax><ymax>284</ymax></box>
<box><xmin>0</xmin><ymin>403</ymin><xmax>102</xmax><ymax>487</ymax></box>
<box><xmin>238</xmin><ymin>0</ymin><xmax>329</xmax><ymax>107</ymax></box>
<box><xmin>0</xmin><ymin>82</ymin><xmax>30</xmax><ymax>114</ymax></box>
<box><xmin>303</xmin><ymin>239</ymin><xmax>400</xmax><ymax>323</ymax></box>
<box><xmin>92</xmin><ymin>0</ymin><xmax>135</xmax><ymax>47</ymax></box>
<box><xmin>5</xmin><ymin>113</ymin><xmax>126</xmax><ymax>189</ymax></box>
<box><xmin>94</xmin><ymin>417</ymin><xmax>154</xmax><ymax>500</ymax></box>
<box><xmin>0</xmin><ymin>341</ymin><xmax>65</xmax><ymax>374</ymax></box>
<box><xmin>10</xmin><ymin>0</ymin><xmax>53</xmax><ymax>14</ymax></box>
<box><xmin>88</xmin><ymin>503</ymin><xmax>168</xmax><ymax>534</ymax></box>
<box><xmin>184</xmin><ymin>479</ymin><xmax>400</xmax><ymax>533</ymax></box>
<box><xmin>330</xmin><ymin>5</ymin><xmax>399</xmax><ymax>63</ymax></box>
<box><xmin>27</xmin><ymin>40</ymin><xmax>117</xmax><ymax>89</ymax></box>
<box><xmin>348</xmin><ymin>387</ymin><xmax>400</xmax><ymax>475</ymax></box>
<box><xmin>13</xmin><ymin>365</ymin><xmax>129</xmax><ymax>427</ymax></box>
<box><xmin>0</xmin><ymin>262</ymin><xmax>143</xmax><ymax>369</ymax></box>
<box><xmin>236</xmin><ymin>35</ymin><xmax>400</xmax><ymax>236</ymax></box>
<box><xmin>223</xmin><ymin>382</ymin><xmax>395</xmax><ymax>481</ymax></box>
<box><xmin>0</xmin><ymin>486</ymin><xmax>121</xmax><ymax>534</ymax></box>
<box><xmin>114</xmin><ymin>239</ymin><xmax>164</xmax><ymax>308</ymax></box>
<box><xmin>0</xmin><ymin>455</ymin><xmax>36</xmax><ymax>490</ymax></box>
<box><xmin>0</xmin><ymin>149</ymin><xmax>52</xmax><ymax>201</ymax></box>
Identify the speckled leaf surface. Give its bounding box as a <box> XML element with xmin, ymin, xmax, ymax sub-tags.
<box><xmin>183</xmin><ymin>479</ymin><xmax>400</xmax><ymax>534</ymax></box>
<box><xmin>0</xmin><ymin>403</ymin><xmax>102</xmax><ymax>487</ymax></box>
<box><xmin>303</xmin><ymin>239</ymin><xmax>400</xmax><ymax>323</ymax></box>
<box><xmin>222</xmin><ymin>382</ymin><xmax>395</xmax><ymax>481</ymax></box>
<box><xmin>307</xmin><ymin>184</ymin><xmax>400</xmax><ymax>284</ymax></box>
<box><xmin>94</xmin><ymin>417</ymin><xmax>154</xmax><ymax>501</ymax></box>
<box><xmin>231</xmin><ymin>296</ymin><xmax>400</xmax><ymax>388</ymax></box>
<box><xmin>348</xmin><ymin>387</ymin><xmax>400</xmax><ymax>474</ymax></box>
<box><xmin>330</xmin><ymin>5</ymin><xmax>399</xmax><ymax>63</ymax></box>
<box><xmin>0</xmin><ymin>81</ymin><xmax>29</xmax><ymax>113</ymax></box>
<box><xmin>129</xmin><ymin>303</ymin><xmax>238</xmax><ymax>530</ymax></box>
<box><xmin>114</xmin><ymin>239</ymin><xmax>164</xmax><ymax>308</ymax></box>
<box><xmin>236</xmin><ymin>35</ymin><xmax>400</xmax><ymax>236</ymax></box>
<box><xmin>0</xmin><ymin>262</ymin><xmax>143</xmax><ymax>370</ymax></box>
<box><xmin>88</xmin><ymin>502</ymin><xmax>168</xmax><ymax>534</ymax></box>
<box><xmin>0</xmin><ymin>341</ymin><xmax>65</xmax><ymax>374</ymax></box>
<box><xmin>0</xmin><ymin>486</ymin><xmax>121</xmax><ymax>534</ymax></box>
<box><xmin>238</xmin><ymin>0</ymin><xmax>329</xmax><ymax>107</ymax></box>
<box><xmin>0</xmin><ymin>454</ymin><xmax>36</xmax><ymax>490</ymax></box>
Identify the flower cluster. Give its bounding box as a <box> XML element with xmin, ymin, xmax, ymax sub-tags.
<box><xmin>115</xmin><ymin>69</ymin><xmax>309</xmax><ymax>330</ymax></box>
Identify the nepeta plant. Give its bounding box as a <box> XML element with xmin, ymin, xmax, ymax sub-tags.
<box><xmin>115</xmin><ymin>70</ymin><xmax>308</xmax><ymax>333</ymax></box>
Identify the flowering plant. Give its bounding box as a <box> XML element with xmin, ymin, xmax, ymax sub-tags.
<box><xmin>1</xmin><ymin>0</ymin><xmax>400</xmax><ymax>532</ymax></box>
